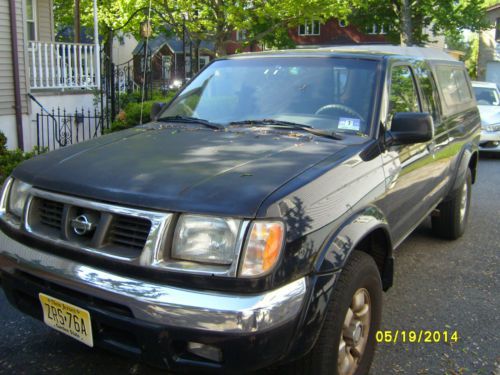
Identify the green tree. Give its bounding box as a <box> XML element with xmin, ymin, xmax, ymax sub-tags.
<box><xmin>349</xmin><ymin>0</ymin><xmax>487</xmax><ymax>46</ymax></box>
<box><xmin>53</xmin><ymin>0</ymin><xmax>359</xmax><ymax>56</ymax></box>
<box><xmin>444</xmin><ymin>32</ymin><xmax>479</xmax><ymax>79</ymax></box>
<box><xmin>154</xmin><ymin>0</ymin><xmax>358</xmax><ymax>56</ymax></box>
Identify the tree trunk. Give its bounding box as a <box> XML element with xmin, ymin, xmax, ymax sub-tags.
<box><xmin>215</xmin><ymin>35</ymin><xmax>227</xmax><ymax>56</ymax></box>
<box><xmin>74</xmin><ymin>0</ymin><xmax>81</xmax><ymax>43</ymax></box>
<box><xmin>401</xmin><ymin>0</ymin><xmax>413</xmax><ymax>46</ymax></box>
<box><xmin>193</xmin><ymin>40</ymin><xmax>201</xmax><ymax>74</ymax></box>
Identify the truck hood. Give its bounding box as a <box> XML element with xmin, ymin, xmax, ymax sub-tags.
<box><xmin>14</xmin><ymin>124</ymin><xmax>347</xmax><ymax>217</ymax></box>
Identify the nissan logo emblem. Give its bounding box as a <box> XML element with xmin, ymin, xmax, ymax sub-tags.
<box><xmin>70</xmin><ymin>215</ymin><xmax>95</xmax><ymax>236</ymax></box>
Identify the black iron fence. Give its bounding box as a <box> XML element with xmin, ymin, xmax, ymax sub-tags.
<box><xmin>36</xmin><ymin>107</ymin><xmax>109</xmax><ymax>151</ymax></box>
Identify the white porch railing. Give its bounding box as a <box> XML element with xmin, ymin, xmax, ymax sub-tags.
<box><xmin>29</xmin><ymin>41</ymin><xmax>99</xmax><ymax>90</ymax></box>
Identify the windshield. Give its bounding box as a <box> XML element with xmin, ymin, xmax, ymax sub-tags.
<box><xmin>159</xmin><ymin>57</ymin><xmax>379</xmax><ymax>135</ymax></box>
<box><xmin>473</xmin><ymin>86</ymin><xmax>500</xmax><ymax>106</ymax></box>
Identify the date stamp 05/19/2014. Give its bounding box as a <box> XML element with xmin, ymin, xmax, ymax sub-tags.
<box><xmin>376</xmin><ymin>330</ymin><xmax>459</xmax><ymax>344</ymax></box>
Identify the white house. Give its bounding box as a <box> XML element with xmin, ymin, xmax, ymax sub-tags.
<box><xmin>0</xmin><ymin>0</ymin><xmax>100</xmax><ymax>151</ymax></box>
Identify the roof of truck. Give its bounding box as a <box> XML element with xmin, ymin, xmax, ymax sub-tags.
<box><xmin>229</xmin><ymin>45</ymin><xmax>458</xmax><ymax>62</ymax></box>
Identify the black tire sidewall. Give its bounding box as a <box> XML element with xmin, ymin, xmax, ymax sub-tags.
<box><xmin>312</xmin><ymin>251</ymin><xmax>383</xmax><ymax>375</ymax></box>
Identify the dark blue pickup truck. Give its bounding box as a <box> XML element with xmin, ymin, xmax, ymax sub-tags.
<box><xmin>0</xmin><ymin>46</ymin><xmax>480</xmax><ymax>375</ymax></box>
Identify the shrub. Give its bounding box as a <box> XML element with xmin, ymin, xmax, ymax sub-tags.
<box><xmin>117</xmin><ymin>90</ymin><xmax>177</xmax><ymax>110</ymax></box>
<box><xmin>108</xmin><ymin>90</ymin><xmax>177</xmax><ymax>133</ymax></box>
<box><xmin>0</xmin><ymin>132</ymin><xmax>7</xmax><ymax>154</ymax></box>
<box><xmin>0</xmin><ymin>132</ymin><xmax>44</xmax><ymax>184</ymax></box>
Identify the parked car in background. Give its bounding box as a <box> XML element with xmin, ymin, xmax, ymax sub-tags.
<box><xmin>0</xmin><ymin>46</ymin><xmax>480</xmax><ymax>375</ymax></box>
<box><xmin>472</xmin><ymin>81</ymin><xmax>500</xmax><ymax>152</ymax></box>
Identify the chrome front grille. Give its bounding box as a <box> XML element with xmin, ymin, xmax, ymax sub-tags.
<box><xmin>24</xmin><ymin>189</ymin><xmax>172</xmax><ymax>263</ymax></box>
<box><xmin>38</xmin><ymin>199</ymin><xmax>64</xmax><ymax>229</ymax></box>
<box><xmin>108</xmin><ymin>215</ymin><xmax>152</xmax><ymax>250</ymax></box>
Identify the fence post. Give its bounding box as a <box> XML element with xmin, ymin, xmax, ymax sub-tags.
<box><xmin>36</xmin><ymin>113</ymin><xmax>40</xmax><ymax>151</ymax></box>
<box><xmin>110</xmin><ymin>62</ymin><xmax>116</xmax><ymax>122</ymax></box>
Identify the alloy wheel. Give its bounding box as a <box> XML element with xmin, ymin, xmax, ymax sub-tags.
<box><xmin>338</xmin><ymin>288</ymin><xmax>371</xmax><ymax>375</ymax></box>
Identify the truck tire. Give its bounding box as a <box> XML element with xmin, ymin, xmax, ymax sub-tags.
<box><xmin>286</xmin><ymin>251</ymin><xmax>382</xmax><ymax>375</ymax></box>
<box><xmin>432</xmin><ymin>168</ymin><xmax>472</xmax><ymax>240</ymax></box>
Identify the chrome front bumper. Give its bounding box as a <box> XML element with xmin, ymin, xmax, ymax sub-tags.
<box><xmin>0</xmin><ymin>230</ymin><xmax>307</xmax><ymax>333</ymax></box>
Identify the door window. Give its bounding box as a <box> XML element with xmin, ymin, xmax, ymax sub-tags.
<box><xmin>388</xmin><ymin>65</ymin><xmax>420</xmax><ymax>125</ymax></box>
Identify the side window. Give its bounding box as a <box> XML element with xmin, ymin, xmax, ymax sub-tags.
<box><xmin>388</xmin><ymin>65</ymin><xmax>420</xmax><ymax>123</ymax></box>
<box><xmin>414</xmin><ymin>63</ymin><xmax>440</xmax><ymax>123</ymax></box>
<box><xmin>435</xmin><ymin>65</ymin><xmax>473</xmax><ymax>113</ymax></box>
<box><xmin>455</xmin><ymin>70</ymin><xmax>472</xmax><ymax>101</ymax></box>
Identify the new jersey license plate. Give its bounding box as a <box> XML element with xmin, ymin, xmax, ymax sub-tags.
<box><xmin>39</xmin><ymin>293</ymin><xmax>93</xmax><ymax>347</ymax></box>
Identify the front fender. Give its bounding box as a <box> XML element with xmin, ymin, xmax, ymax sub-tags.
<box><xmin>314</xmin><ymin>205</ymin><xmax>393</xmax><ymax>274</ymax></box>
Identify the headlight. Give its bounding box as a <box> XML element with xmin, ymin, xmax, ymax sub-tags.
<box><xmin>172</xmin><ymin>214</ymin><xmax>241</xmax><ymax>265</ymax></box>
<box><xmin>484</xmin><ymin>123</ymin><xmax>500</xmax><ymax>132</ymax></box>
<box><xmin>239</xmin><ymin>221</ymin><xmax>285</xmax><ymax>277</ymax></box>
<box><xmin>7</xmin><ymin>179</ymin><xmax>32</xmax><ymax>218</ymax></box>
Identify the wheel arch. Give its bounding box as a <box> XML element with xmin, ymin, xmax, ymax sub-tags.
<box><xmin>314</xmin><ymin>206</ymin><xmax>394</xmax><ymax>291</ymax></box>
<box><xmin>469</xmin><ymin>151</ymin><xmax>478</xmax><ymax>184</ymax></box>
<box><xmin>448</xmin><ymin>146</ymin><xmax>478</xmax><ymax>199</ymax></box>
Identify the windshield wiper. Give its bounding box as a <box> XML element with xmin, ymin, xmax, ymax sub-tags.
<box><xmin>158</xmin><ymin>115</ymin><xmax>223</xmax><ymax>130</ymax></box>
<box><xmin>229</xmin><ymin>119</ymin><xmax>343</xmax><ymax>140</ymax></box>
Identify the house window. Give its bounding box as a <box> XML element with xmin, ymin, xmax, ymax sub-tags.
<box><xmin>236</xmin><ymin>30</ymin><xmax>247</xmax><ymax>41</ymax></box>
<box><xmin>162</xmin><ymin>55</ymin><xmax>171</xmax><ymax>79</ymax></box>
<box><xmin>338</xmin><ymin>20</ymin><xmax>346</xmax><ymax>28</ymax></box>
<box><xmin>26</xmin><ymin>0</ymin><xmax>37</xmax><ymax>41</ymax></box>
<box><xmin>368</xmin><ymin>24</ymin><xmax>387</xmax><ymax>35</ymax></box>
<box><xmin>298</xmin><ymin>19</ymin><xmax>320</xmax><ymax>36</ymax></box>
<box><xmin>496</xmin><ymin>18</ymin><xmax>500</xmax><ymax>42</ymax></box>
<box><xmin>199</xmin><ymin>56</ymin><xmax>209</xmax><ymax>70</ymax></box>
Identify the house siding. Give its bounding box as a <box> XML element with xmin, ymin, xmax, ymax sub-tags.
<box><xmin>37</xmin><ymin>0</ymin><xmax>54</xmax><ymax>42</ymax></box>
<box><xmin>289</xmin><ymin>19</ymin><xmax>387</xmax><ymax>46</ymax></box>
<box><xmin>0</xmin><ymin>0</ymin><xmax>29</xmax><ymax>117</ymax></box>
<box><xmin>478</xmin><ymin>7</ymin><xmax>500</xmax><ymax>81</ymax></box>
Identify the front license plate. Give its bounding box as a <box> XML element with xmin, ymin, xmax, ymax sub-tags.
<box><xmin>39</xmin><ymin>293</ymin><xmax>93</xmax><ymax>347</ymax></box>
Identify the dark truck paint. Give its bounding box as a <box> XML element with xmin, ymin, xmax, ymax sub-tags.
<box><xmin>0</xmin><ymin>47</ymin><xmax>480</xmax><ymax>374</ymax></box>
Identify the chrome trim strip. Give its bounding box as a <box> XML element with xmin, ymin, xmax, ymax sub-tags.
<box><xmin>0</xmin><ymin>177</ymin><xmax>13</xmax><ymax>214</ymax></box>
<box><xmin>0</xmin><ymin>178</ymin><xmax>21</xmax><ymax>229</ymax></box>
<box><xmin>0</xmin><ymin>231</ymin><xmax>307</xmax><ymax>333</ymax></box>
<box><xmin>29</xmin><ymin>188</ymin><xmax>169</xmax><ymax>222</ymax></box>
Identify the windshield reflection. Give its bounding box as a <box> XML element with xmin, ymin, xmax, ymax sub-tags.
<box><xmin>159</xmin><ymin>57</ymin><xmax>379</xmax><ymax>135</ymax></box>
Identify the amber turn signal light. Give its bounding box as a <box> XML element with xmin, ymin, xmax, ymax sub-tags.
<box><xmin>239</xmin><ymin>221</ymin><xmax>285</xmax><ymax>277</ymax></box>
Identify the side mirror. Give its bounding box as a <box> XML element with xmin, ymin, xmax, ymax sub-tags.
<box><xmin>387</xmin><ymin>112</ymin><xmax>434</xmax><ymax>145</ymax></box>
<box><xmin>150</xmin><ymin>102</ymin><xmax>166</xmax><ymax>121</ymax></box>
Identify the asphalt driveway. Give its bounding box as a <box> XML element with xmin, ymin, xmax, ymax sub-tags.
<box><xmin>0</xmin><ymin>156</ymin><xmax>498</xmax><ymax>375</ymax></box>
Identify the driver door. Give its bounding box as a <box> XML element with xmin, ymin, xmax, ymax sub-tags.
<box><xmin>378</xmin><ymin>64</ymin><xmax>438</xmax><ymax>245</ymax></box>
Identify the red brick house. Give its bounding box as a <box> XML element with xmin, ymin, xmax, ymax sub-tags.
<box><xmin>228</xmin><ymin>19</ymin><xmax>387</xmax><ymax>53</ymax></box>
<box><xmin>290</xmin><ymin>18</ymin><xmax>388</xmax><ymax>47</ymax></box>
